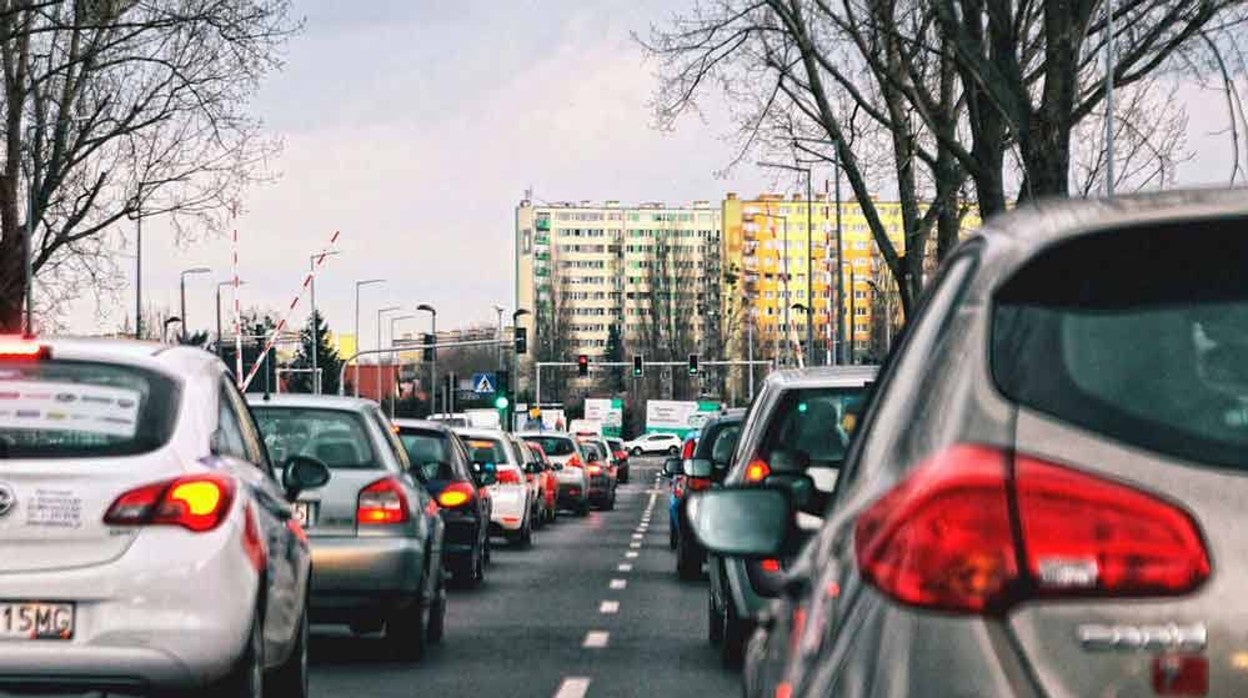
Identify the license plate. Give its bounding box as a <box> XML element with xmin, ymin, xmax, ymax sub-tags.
<box><xmin>293</xmin><ymin>502</ymin><xmax>317</xmax><ymax>529</ymax></box>
<box><xmin>0</xmin><ymin>602</ymin><xmax>74</xmax><ymax>640</ymax></box>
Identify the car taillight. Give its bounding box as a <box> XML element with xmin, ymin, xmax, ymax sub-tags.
<box><xmin>567</xmin><ymin>455</ymin><xmax>583</xmax><ymax>469</ymax></box>
<box><xmin>437</xmin><ymin>482</ymin><xmax>474</xmax><ymax>508</ymax></box>
<box><xmin>854</xmin><ymin>444</ymin><xmax>1210</xmax><ymax>614</ymax></box>
<box><xmin>242</xmin><ymin>504</ymin><xmax>267</xmax><ymax>572</ymax></box>
<box><xmin>495</xmin><ymin>468</ymin><xmax>522</xmax><ymax>485</ymax></box>
<box><xmin>681</xmin><ymin>439</ymin><xmax>696</xmax><ymax>459</ymax></box>
<box><xmin>357</xmin><ymin>477</ymin><xmax>410</xmax><ymax>525</ymax></box>
<box><xmin>744</xmin><ymin>458</ymin><xmax>770</xmax><ymax>483</ymax></box>
<box><xmin>587</xmin><ymin>464</ymin><xmax>603</xmax><ymax>476</ymax></box>
<box><xmin>687</xmin><ymin>477</ymin><xmax>712</xmax><ymax>492</ymax></box>
<box><xmin>104</xmin><ymin>474</ymin><xmax>236</xmax><ymax>532</ymax></box>
<box><xmin>0</xmin><ymin>336</ymin><xmax>49</xmax><ymax>360</ymax></box>
<box><xmin>615</xmin><ymin>451</ymin><xmax>627</xmax><ymax>461</ymax></box>
<box><xmin>760</xmin><ymin>558</ymin><xmax>782</xmax><ymax>573</ymax></box>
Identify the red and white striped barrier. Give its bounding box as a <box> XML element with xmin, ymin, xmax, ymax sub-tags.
<box><xmin>238</xmin><ymin>230</ymin><xmax>342</xmax><ymax>390</ymax></box>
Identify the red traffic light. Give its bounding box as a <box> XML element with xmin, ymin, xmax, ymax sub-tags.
<box><xmin>577</xmin><ymin>354</ymin><xmax>589</xmax><ymax>376</ymax></box>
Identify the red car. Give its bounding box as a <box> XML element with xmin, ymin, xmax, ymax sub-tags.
<box><xmin>526</xmin><ymin>442</ymin><xmax>559</xmax><ymax>524</ymax></box>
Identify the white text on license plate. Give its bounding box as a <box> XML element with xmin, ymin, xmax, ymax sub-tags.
<box><xmin>0</xmin><ymin>602</ymin><xmax>74</xmax><ymax>640</ymax></box>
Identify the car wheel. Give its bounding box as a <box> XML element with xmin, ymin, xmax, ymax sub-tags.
<box><xmin>669</xmin><ymin>525</ymin><xmax>678</xmax><ymax>550</ymax></box>
<box><xmin>576</xmin><ymin>501</ymin><xmax>589</xmax><ymax>517</ymax></box>
<box><xmin>707</xmin><ymin>592</ymin><xmax>723</xmax><ymax>645</ymax></box>
<box><xmin>721</xmin><ymin>596</ymin><xmax>747</xmax><ymax>668</ymax></box>
<box><xmin>676</xmin><ymin>532</ymin><xmax>700</xmax><ymax>581</ymax></box>
<box><xmin>427</xmin><ymin>573</ymin><xmax>446</xmax><ymax>644</ymax></box>
<box><xmin>631</xmin><ymin>447</ymin><xmax>643</xmax><ymax>456</ymax></box>
<box><xmin>203</xmin><ymin>611</ymin><xmax>264</xmax><ymax>697</ymax></box>
<box><xmin>520</xmin><ymin>515</ymin><xmax>534</xmax><ymax>548</ymax></box>
<box><xmin>265</xmin><ymin>607</ymin><xmax>308</xmax><ymax>698</ymax></box>
<box><xmin>385</xmin><ymin>598</ymin><xmax>428</xmax><ymax>662</ymax></box>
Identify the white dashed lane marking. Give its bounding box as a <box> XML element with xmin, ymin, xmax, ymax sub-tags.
<box><xmin>625</xmin><ymin>551</ymin><xmax>639</xmax><ymax>558</ymax></box>
<box><xmin>631</xmin><ymin>533</ymin><xmax>643</xmax><ymax>540</ymax></box>
<box><xmin>629</xmin><ymin>542</ymin><xmax>642</xmax><ymax>549</ymax></box>
<box><xmin>554</xmin><ymin>677</ymin><xmax>592</xmax><ymax>698</ymax></box>
<box><xmin>618</xmin><ymin>563</ymin><xmax>633</xmax><ymax>572</ymax></box>
<box><xmin>583</xmin><ymin>631</ymin><xmax>610</xmax><ymax>648</ymax></box>
<box><xmin>609</xmin><ymin>578</ymin><xmax>627</xmax><ymax>590</ymax></box>
<box><xmin>599</xmin><ymin>600</ymin><xmax>620</xmax><ymax>614</ymax></box>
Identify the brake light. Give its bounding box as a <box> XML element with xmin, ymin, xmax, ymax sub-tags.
<box><xmin>760</xmin><ymin>558</ymin><xmax>781</xmax><ymax>573</ymax></box>
<box><xmin>495</xmin><ymin>468</ymin><xmax>522</xmax><ymax>485</ymax></box>
<box><xmin>681</xmin><ymin>439</ymin><xmax>696</xmax><ymax>459</ymax></box>
<box><xmin>437</xmin><ymin>482</ymin><xmax>474</xmax><ymax>508</ymax></box>
<box><xmin>0</xmin><ymin>337</ymin><xmax>49</xmax><ymax>360</ymax></box>
<box><xmin>587</xmin><ymin>464</ymin><xmax>603</xmax><ymax>476</ymax></box>
<box><xmin>357</xmin><ymin>477</ymin><xmax>410</xmax><ymax>525</ymax></box>
<box><xmin>744</xmin><ymin>458</ymin><xmax>770</xmax><ymax>483</ymax></box>
<box><xmin>567</xmin><ymin>454</ymin><xmax>583</xmax><ymax>469</ymax></box>
<box><xmin>687</xmin><ymin>477</ymin><xmax>712</xmax><ymax>492</ymax></box>
<box><xmin>854</xmin><ymin>445</ymin><xmax>1210</xmax><ymax>614</ymax></box>
<box><xmin>104</xmin><ymin>474</ymin><xmax>236</xmax><ymax>532</ymax></box>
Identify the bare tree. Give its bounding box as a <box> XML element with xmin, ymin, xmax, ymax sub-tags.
<box><xmin>0</xmin><ymin>0</ymin><xmax>296</xmax><ymax>331</ymax></box>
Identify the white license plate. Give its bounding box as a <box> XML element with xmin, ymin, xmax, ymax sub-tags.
<box><xmin>0</xmin><ymin>602</ymin><xmax>74</xmax><ymax>640</ymax></box>
<box><xmin>293</xmin><ymin>502</ymin><xmax>316</xmax><ymax>529</ymax></box>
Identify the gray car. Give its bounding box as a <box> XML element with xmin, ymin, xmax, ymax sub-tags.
<box><xmin>705</xmin><ymin>366</ymin><xmax>876</xmax><ymax>667</ymax></box>
<box><xmin>691</xmin><ymin>188</ymin><xmax>1248</xmax><ymax>697</ymax></box>
<box><xmin>249</xmin><ymin>394</ymin><xmax>446</xmax><ymax>661</ymax></box>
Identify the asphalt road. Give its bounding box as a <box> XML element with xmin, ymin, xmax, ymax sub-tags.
<box><xmin>308</xmin><ymin>457</ymin><xmax>738</xmax><ymax>698</ymax></box>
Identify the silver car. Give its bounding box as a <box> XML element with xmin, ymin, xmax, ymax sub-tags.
<box><xmin>706</xmin><ymin>365</ymin><xmax>877</xmax><ymax>666</ymax></box>
<box><xmin>0</xmin><ymin>338</ymin><xmax>327</xmax><ymax>697</ymax></box>
<box><xmin>691</xmin><ymin>189</ymin><xmax>1248</xmax><ymax>697</ymax></box>
<box><xmin>249</xmin><ymin>394</ymin><xmax>446</xmax><ymax>661</ymax></box>
<box><xmin>517</xmin><ymin>432</ymin><xmax>591</xmax><ymax>516</ymax></box>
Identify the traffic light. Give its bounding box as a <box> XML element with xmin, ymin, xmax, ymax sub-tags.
<box><xmin>514</xmin><ymin>327</ymin><xmax>527</xmax><ymax>355</ymax></box>
<box><xmin>688</xmin><ymin>353</ymin><xmax>699</xmax><ymax>376</ymax></box>
<box><xmin>422</xmin><ymin>333</ymin><xmax>436</xmax><ymax>362</ymax></box>
<box><xmin>632</xmin><ymin>355</ymin><xmax>644</xmax><ymax>378</ymax></box>
<box><xmin>577</xmin><ymin>354</ymin><xmax>589</xmax><ymax>376</ymax></box>
<box><xmin>494</xmin><ymin>370</ymin><xmax>512</xmax><ymax>428</ymax></box>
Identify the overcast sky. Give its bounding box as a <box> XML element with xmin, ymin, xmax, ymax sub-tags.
<box><xmin>64</xmin><ymin>0</ymin><xmax>1239</xmax><ymax>348</ymax></box>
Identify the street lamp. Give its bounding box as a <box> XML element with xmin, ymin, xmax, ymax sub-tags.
<box><xmin>493</xmin><ymin>304</ymin><xmax>506</xmax><ymax>370</ymax></box>
<box><xmin>376</xmin><ymin>305</ymin><xmax>402</xmax><ymax>403</ymax></box>
<box><xmin>309</xmin><ymin>250</ymin><xmax>340</xmax><ymax>394</ymax></box>
<box><xmin>215</xmin><ymin>279</ymin><xmax>246</xmax><ymax>361</ymax></box>
<box><xmin>417</xmin><ymin>303</ymin><xmax>437</xmax><ymax>413</ymax></box>
<box><xmin>353</xmin><ymin>279</ymin><xmax>385</xmax><ymax>397</ymax></box>
<box><xmin>759</xmin><ymin>160</ymin><xmax>815</xmax><ymax>365</ymax></box>
<box><xmin>387</xmin><ymin>313</ymin><xmax>416</xmax><ymax>418</ymax></box>
<box><xmin>179</xmin><ymin>267</ymin><xmax>211</xmax><ymax>342</ymax></box>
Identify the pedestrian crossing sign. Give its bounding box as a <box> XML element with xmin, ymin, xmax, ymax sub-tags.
<box><xmin>472</xmin><ymin>372</ymin><xmax>496</xmax><ymax>395</ymax></box>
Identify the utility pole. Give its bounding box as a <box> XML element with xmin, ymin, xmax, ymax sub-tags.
<box><xmin>834</xmin><ymin>150</ymin><xmax>845</xmax><ymax>365</ymax></box>
<box><xmin>1105</xmin><ymin>0</ymin><xmax>1115</xmax><ymax>198</ymax></box>
<box><xmin>353</xmin><ymin>279</ymin><xmax>384</xmax><ymax>397</ymax></box>
<box><xmin>418</xmin><ymin>304</ymin><xmax>437</xmax><ymax>413</ymax></box>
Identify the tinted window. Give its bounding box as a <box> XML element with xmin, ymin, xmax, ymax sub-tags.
<box><xmin>463</xmin><ymin>437</ymin><xmax>511</xmax><ymax>465</ymax></box>
<box><xmin>398</xmin><ymin>428</ymin><xmax>456</xmax><ymax>481</ymax></box>
<box><xmin>0</xmin><ymin>360</ymin><xmax>180</xmax><ymax>458</ymax></box>
<box><xmin>760</xmin><ymin>387</ymin><xmax>872</xmax><ymax>468</ymax></box>
<box><xmin>710</xmin><ymin>425</ymin><xmax>741</xmax><ymax>464</ymax></box>
<box><xmin>521</xmin><ymin>435</ymin><xmax>575</xmax><ymax>456</ymax></box>
<box><xmin>253</xmin><ymin>407</ymin><xmax>378</xmax><ymax>469</ymax></box>
<box><xmin>994</xmin><ymin>217</ymin><xmax>1248</xmax><ymax>468</ymax></box>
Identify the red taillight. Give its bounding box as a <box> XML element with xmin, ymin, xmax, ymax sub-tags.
<box><xmin>357</xmin><ymin>477</ymin><xmax>410</xmax><ymax>525</ymax></box>
<box><xmin>681</xmin><ymin>439</ymin><xmax>696</xmax><ymax>460</ymax></box>
<box><xmin>587</xmin><ymin>464</ymin><xmax>603</xmax><ymax>476</ymax></box>
<box><xmin>0</xmin><ymin>336</ymin><xmax>49</xmax><ymax>360</ymax></box>
<box><xmin>854</xmin><ymin>445</ymin><xmax>1210</xmax><ymax>614</ymax></box>
<box><xmin>495</xmin><ymin>468</ymin><xmax>522</xmax><ymax>485</ymax></box>
<box><xmin>104</xmin><ymin>474</ymin><xmax>236</xmax><ymax>532</ymax></box>
<box><xmin>567</xmin><ymin>455</ymin><xmax>583</xmax><ymax>469</ymax></box>
<box><xmin>760</xmin><ymin>558</ymin><xmax>781</xmax><ymax>573</ymax></box>
<box><xmin>615</xmin><ymin>451</ymin><xmax>628</xmax><ymax>461</ymax></box>
<box><xmin>744</xmin><ymin>458</ymin><xmax>770</xmax><ymax>484</ymax></box>
<box><xmin>687</xmin><ymin>477</ymin><xmax>711</xmax><ymax>492</ymax></box>
<box><xmin>437</xmin><ymin>481</ymin><xmax>474</xmax><ymax>508</ymax></box>
<box><xmin>242</xmin><ymin>504</ymin><xmax>267</xmax><ymax>572</ymax></box>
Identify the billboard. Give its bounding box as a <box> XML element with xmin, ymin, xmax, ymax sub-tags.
<box><xmin>583</xmin><ymin>397</ymin><xmax>624</xmax><ymax>437</ymax></box>
<box><xmin>644</xmin><ymin>400</ymin><xmax>722</xmax><ymax>438</ymax></box>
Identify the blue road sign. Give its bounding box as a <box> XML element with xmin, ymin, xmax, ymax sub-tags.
<box><xmin>471</xmin><ymin>372</ymin><xmax>497</xmax><ymax>395</ymax></box>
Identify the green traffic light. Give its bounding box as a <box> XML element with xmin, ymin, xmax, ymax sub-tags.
<box><xmin>494</xmin><ymin>395</ymin><xmax>510</xmax><ymax>409</ymax></box>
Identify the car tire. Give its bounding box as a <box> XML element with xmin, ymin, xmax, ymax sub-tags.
<box><xmin>576</xmin><ymin>501</ymin><xmax>589</xmax><ymax>517</ymax></box>
<box><xmin>669</xmin><ymin>525</ymin><xmax>678</xmax><ymax>550</ymax></box>
<box><xmin>721</xmin><ymin>596</ymin><xmax>747</xmax><ymax>668</ymax></box>
<box><xmin>427</xmin><ymin>573</ymin><xmax>446</xmax><ymax>644</ymax></box>
<box><xmin>265</xmin><ymin>608</ymin><xmax>308</xmax><ymax>698</ymax></box>
<box><xmin>385</xmin><ymin>598</ymin><xmax>428</xmax><ymax>662</ymax></box>
<box><xmin>202</xmin><ymin>611</ymin><xmax>264</xmax><ymax>697</ymax></box>
<box><xmin>631</xmin><ymin>447</ymin><xmax>643</xmax><ymax>456</ymax></box>
<box><xmin>707</xmin><ymin>592</ymin><xmax>723</xmax><ymax>645</ymax></box>
<box><xmin>676</xmin><ymin>533</ymin><xmax>701</xmax><ymax>581</ymax></box>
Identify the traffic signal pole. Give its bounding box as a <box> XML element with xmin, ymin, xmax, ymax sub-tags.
<box><xmin>533</xmin><ymin>359</ymin><xmax>774</xmax><ymax>410</ymax></box>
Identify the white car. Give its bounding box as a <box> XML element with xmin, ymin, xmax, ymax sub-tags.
<box><xmin>624</xmin><ymin>432</ymin><xmax>684</xmax><ymax>456</ymax></box>
<box><xmin>0</xmin><ymin>337</ymin><xmax>329</xmax><ymax>697</ymax></box>
<box><xmin>455</xmin><ymin>429</ymin><xmax>534</xmax><ymax>547</ymax></box>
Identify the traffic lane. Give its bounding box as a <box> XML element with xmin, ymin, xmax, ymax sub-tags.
<box><xmin>308</xmin><ymin>458</ymin><xmax>725</xmax><ymax>697</ymax></box>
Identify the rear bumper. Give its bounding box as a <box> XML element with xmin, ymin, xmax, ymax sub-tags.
<box><xmin>488</xmin><ymin>487</ymin><xmax>528</xmax><ymax>531</ymax></box>
<box><xmin>308</xmin><ymin>534</ymin><xmax>426</xmax><ymax>616</ymax></box>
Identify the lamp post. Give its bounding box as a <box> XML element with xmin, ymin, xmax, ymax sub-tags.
<box><xmin>353</xmin><ymin>279</ymin><xmax>385</xmax><ymax>397</ymax></box>
<box><xmin>375</xmin><ymin>305</ymin><xmax>402</xmax><ymax>403</ymax></box>
<box><xmin>417</xmin><ymin>303</ymin><xmax>437</xmax><ymax>413</ymax></box>
<box><xmin>388</xmin><ymin>313</ymin><xmax>416</xmax><ymax>417</ymax></box>
<box><xmin>215</xmin><ymin>279</ymin><xmax>246</xmax><ymax>361</ymax></box>
<box><xmin>179</xmin><ymin>267</ymin><xmax>211</xmax><ymax>342</ymax></box>
<box><xmin>493</xmin><ymin>304</ymin><xmax>506</xmax><ymax>370</ymax></box>
<box><xmin>759</xmin><ymin>161</ymin><xmax>814</xmax><ymax>364</ymax></box>
<box><xmin>309</xmin><ymin>251</ymin><xmax>340</xmax><ymax>394</ymax></box>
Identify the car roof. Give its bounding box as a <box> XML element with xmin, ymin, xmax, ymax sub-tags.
<box><xmin>246</xmin><ymin>393</ymin><xmax>376</xmax><ymax>413</ymax></box>
<box><xmin>23</xmin><ymin>337</ymin><xmax>221</xmax><ymax>381</ymax></box>
<box><xmin>392</xmin><ymin>418</ymin><xmax>452</xmax><ymax>433</ymax></box>
<box><xmin>764</xmin><ymin>365</ymin><xmax>879</xmax><ymax>390</ymax></box>
<box><xmin>455</xmin><ymin>428</ymin><xmax>510</xmax><ymax>441</ymax></box>
<box><xmin>515</xmin><ymin>431</ymin><xmax>573</xmax><ymax>440</ymax></box>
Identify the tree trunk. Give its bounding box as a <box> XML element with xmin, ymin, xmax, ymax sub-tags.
<box><xmin>0</xmin><ymin>229</ymin><xmax>22</xmax><ymax>332</ymax></box>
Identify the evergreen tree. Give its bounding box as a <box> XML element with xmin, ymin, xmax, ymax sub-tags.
<box><xmin>288</xmin><ymin>311</ymin><xmax>342</xmax><ymax>394</ymax></box>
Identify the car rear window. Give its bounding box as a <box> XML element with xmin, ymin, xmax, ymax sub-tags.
<box><xmin>521</xmin><ymin>435</ymin><xmax>575</xmax><ymax>456</ymax></box>
<box><xmin>252</xmin><ymin>407</ymin><xmax>378</xmax><ymax>469</ymax></box>
<box><xmin>760</xmin><ymin>387</ymin><xmax>872</xmax><ymax>468</ymax></box>
<box><xmin>0</xmin><ymin>360</ymin><xmax>180</xmax><ymax>458</ymax></box>
<box><xmin>464</xmin><ymin>437</ymin><xmax>510</xmax><ymax>465</ymax></box>
<box><xmin>993</xmin><ymin>216</ymin><xmax>1248</xmax><ymax>468</ymax></box>
<box><xmin>398</xmin><ymin>429</ymin><xmax>449</xmax><ymax>466</ymax></box>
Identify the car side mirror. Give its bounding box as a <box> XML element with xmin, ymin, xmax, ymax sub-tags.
<box><xmin>662</xmin><ymin>457</ymin><xmax>683</xmax><ymax>477</ymax></box>
<box><xmin>686</xmin><ymin>487</ymin><xmax>789</xmax><ymax>557</ymax></box>
<box><xmin>763</xmin><ymin>473</ymin><xmax>817</xmax><ymax>511</ymax></box>
<box><xmin>683</xmin><ymin>458</ymin><xmax>713</xmax><ymax>478</ymax></box>
<box><xmin>473</xmin><ymin>461</ymin><xmax>498</xmax><ymax>486</ymax></box>
<box><xmin>283</xmin><ymin>455</ymin><xmax>331</xmax><ymax>501</ymax></box>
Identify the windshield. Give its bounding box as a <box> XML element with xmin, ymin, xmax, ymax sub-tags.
<box><xmin>0</xmin><ymin>360</ymin><xmax>180</xmax><ymax>459</ymax></box>
<box><xmin>252</xmin><ymin>407</ymin><xmax>377</xmax><ymax>469</ymax></box>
